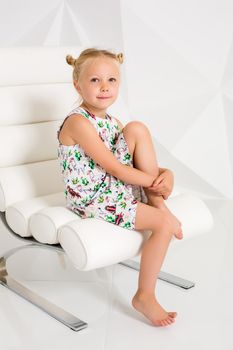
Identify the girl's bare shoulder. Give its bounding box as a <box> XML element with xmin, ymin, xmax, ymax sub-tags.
<box><xmin>58</xmin><ymin>113</ymin><xmax>89</xmax><ymax>145</ymax></box>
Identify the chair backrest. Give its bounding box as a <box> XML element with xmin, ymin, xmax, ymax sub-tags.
<box><xmin>0</xmin><ymin>47</ymin><xmax>84</xmax><ymax>212</ymax></box>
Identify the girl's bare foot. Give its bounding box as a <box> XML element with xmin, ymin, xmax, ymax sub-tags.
<box><xmin>132</xmin><ymin>291</ymin><xmax>177</xmax><ymax>327</ymax></box>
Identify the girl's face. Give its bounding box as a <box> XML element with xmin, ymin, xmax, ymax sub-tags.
<box><xmin>73</xmin><ymin>56</ymin><xmax>120</xmax><ymax>116</ymax></box>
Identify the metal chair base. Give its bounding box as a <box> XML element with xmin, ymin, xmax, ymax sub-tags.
<box><xmin>0</xmin><ymin>245</ymin><xmax>88</xmax><ymax>332</ymax></box>
<box><xmin>120</xmin><ymin>260</ymin><xmax>195</xmax><ymax>289</ymax></box>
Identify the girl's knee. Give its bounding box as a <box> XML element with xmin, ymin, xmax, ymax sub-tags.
<box><xmin>152</xmin><ymin>209</ymin><xmax>170</xmax><ymax>232</ymax></box>
<box><xmin>124</xmin><ymin>121</ymin><xmax>149</xmax><ymax>137</ymax></box>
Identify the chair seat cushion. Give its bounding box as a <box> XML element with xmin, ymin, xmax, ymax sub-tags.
<box><xmin>5</xmin><ymin>192</ymin><xmax>66</xmax><ymax>237</ymax></box>
<box><xmin>29</xmin><ymin>193</ymin><xmax>214</xmax><ymax>271</ymax></box>
<box><xmin>29</xmin><ymin>206</ymin><xmax>79</xmax><ymax>244</ymax></box>
<box><xmin>58</xmin><ymin>217</ymin><xmax>150</xmax><ymax>271</ymax></box>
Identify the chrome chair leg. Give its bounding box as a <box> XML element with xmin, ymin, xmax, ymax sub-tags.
<box><xmin>0</xmin><ymin>244</ymin><xmax>88</xmax><ymax>331</ymax></box>
<box><xmin>119</xmin><ymin>259</ymin><xmax>195</xmax><ymax>289</ymax></box>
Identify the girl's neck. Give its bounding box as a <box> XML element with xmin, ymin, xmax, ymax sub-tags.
<box><xmin>80</xmin><ymin>103</ymin><xmax>107</xmax><ymax>119</ymax></box>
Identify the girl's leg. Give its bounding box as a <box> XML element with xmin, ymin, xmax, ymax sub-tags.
<box><xmin>122</xmin><ymin>121</ymin><xmax>165</xmax><ymax>208</ymax></box>
<box><xmin>132</xmin><ymin>201</ymin><xmax>180</xmax><ymax>326</ymax></box>
<box><xmin>123</xmin><ymin>121</ymin><xmax>183</xmax><ymax>240</ymax></box>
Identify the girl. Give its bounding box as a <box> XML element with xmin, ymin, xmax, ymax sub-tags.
<box><xmin>57</xmin><ymin>48</ymin><xmax>183</xmax><ymax>327</ymax></box>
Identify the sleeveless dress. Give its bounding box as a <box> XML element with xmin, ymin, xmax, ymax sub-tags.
<box><xmin>57</xmin><ymin>106</ymin><xmax>148</xmax><ymax>231</ymax></box>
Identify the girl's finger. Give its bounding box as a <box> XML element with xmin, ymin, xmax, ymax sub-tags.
<box><xmin>152</xmin><ymin>177</ymin><xmax>163</xmax><ymax>186</ymax></box>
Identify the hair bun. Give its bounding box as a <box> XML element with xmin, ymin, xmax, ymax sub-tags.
<box><xmin>116</xmin><ymin>52</ymin><xmax>124</xmax><ymax>64</ymax></box>
<box><xmin>66</xmin><ymin>54</ymin><xmax>76</xmax><ymax>67</ymax></box>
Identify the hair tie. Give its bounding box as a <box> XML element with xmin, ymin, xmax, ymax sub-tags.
<box><xmin>66</xmin><ymin>54</ymin><xmax>77</xmax><ymax>67</ymax></box>
<box><xmin>117</xmin><ymin>53</ymin><xmax>124</xmax><ymax>64</ymax></box>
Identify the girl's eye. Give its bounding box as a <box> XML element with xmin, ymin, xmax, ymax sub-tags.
<box><xmin>90</xmin><ymin>77</ymin><xmax>117</xmax><ymax>82</ymax></box>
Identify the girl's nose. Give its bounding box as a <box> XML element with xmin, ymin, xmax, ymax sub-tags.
<box><xmin>101</xmin><ymin>84</ymin><xmax>109</xmax><ymax>92</ymax></box>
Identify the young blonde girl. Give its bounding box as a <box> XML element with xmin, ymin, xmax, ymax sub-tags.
<box><xmin>57</xmin><ymin>47</ymin><xmax>183</xmax><ymax>327</ymax></box>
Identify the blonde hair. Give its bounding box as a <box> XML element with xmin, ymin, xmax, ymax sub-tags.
<box><xmin>66</xmin><ymin>47</ymin><xmax>124</xmax><ymax>81</ymax></box>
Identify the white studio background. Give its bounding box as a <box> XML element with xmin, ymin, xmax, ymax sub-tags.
<box><xmin>0</xmin><ymin>0</ymin><xmax>233</xmax><ymax>201</ymax></box>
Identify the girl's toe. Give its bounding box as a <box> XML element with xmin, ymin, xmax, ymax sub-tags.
<box><xmin>166</xmin><ymin>318</ymin><xmax>173</xmax><ymax>325</ymax></box>
<box><xmin>162</xmin><ymin>319</ymin><xmax>170</xmax><ymax>326</ymax></box>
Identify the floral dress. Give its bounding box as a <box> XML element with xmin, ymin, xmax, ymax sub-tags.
<box><xmin>57</xmin><ymin>106</ymin><xmax>148</xmax><ymax>231</ymax></box>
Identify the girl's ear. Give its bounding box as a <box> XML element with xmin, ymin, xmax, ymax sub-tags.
<box><xmin>73</xmin><ymin>80</ymin><xmax>81</xmax><ymax>94</ymax></box>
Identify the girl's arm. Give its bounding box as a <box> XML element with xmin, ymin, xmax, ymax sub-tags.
<box><xmin>147</xmin><ymin>168</ymin><xmax>174</xmax><ymax>199</ymax></box>
<box><xmin>66</xmin><ymin>114</ymin><xmax>156</xmax><ymax>187</ymax></box>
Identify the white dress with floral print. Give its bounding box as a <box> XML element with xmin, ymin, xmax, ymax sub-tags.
<box><xmin>57</xmin><ymin>106</ymin><xmax>148</xmax><ymax>231</ymax></box>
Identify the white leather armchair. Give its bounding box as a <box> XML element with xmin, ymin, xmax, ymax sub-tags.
<box><xmin>0</xmin><ymin>47</ymin><xmax>214</xmax><ymax>331</ymax></box>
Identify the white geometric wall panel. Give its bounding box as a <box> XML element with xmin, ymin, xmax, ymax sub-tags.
<box><xmin>121</xmin><ymin>0</ymin><xmax>233</xmax><ymax>198</ymax></box>
<box><xmin>172</xmin><ymin>93</ymin><xmax>233</xmax><ymax>198</ymax></box>
<box><xmin>0</xmin><ymin>0</ymin><xmax>232</xmax><ymax>198</ymax></box>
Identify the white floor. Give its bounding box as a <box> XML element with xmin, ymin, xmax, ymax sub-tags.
<box><xmin>0</xmin><ymin>197</ymin><xmax>232</xmax><ymax>350</ymax></box>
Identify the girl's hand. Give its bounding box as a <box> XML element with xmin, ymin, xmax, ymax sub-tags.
<box><xmin>147</xmin><ymin>169</ymin><xmax>174</xmax><ymax>200</ymax></box>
